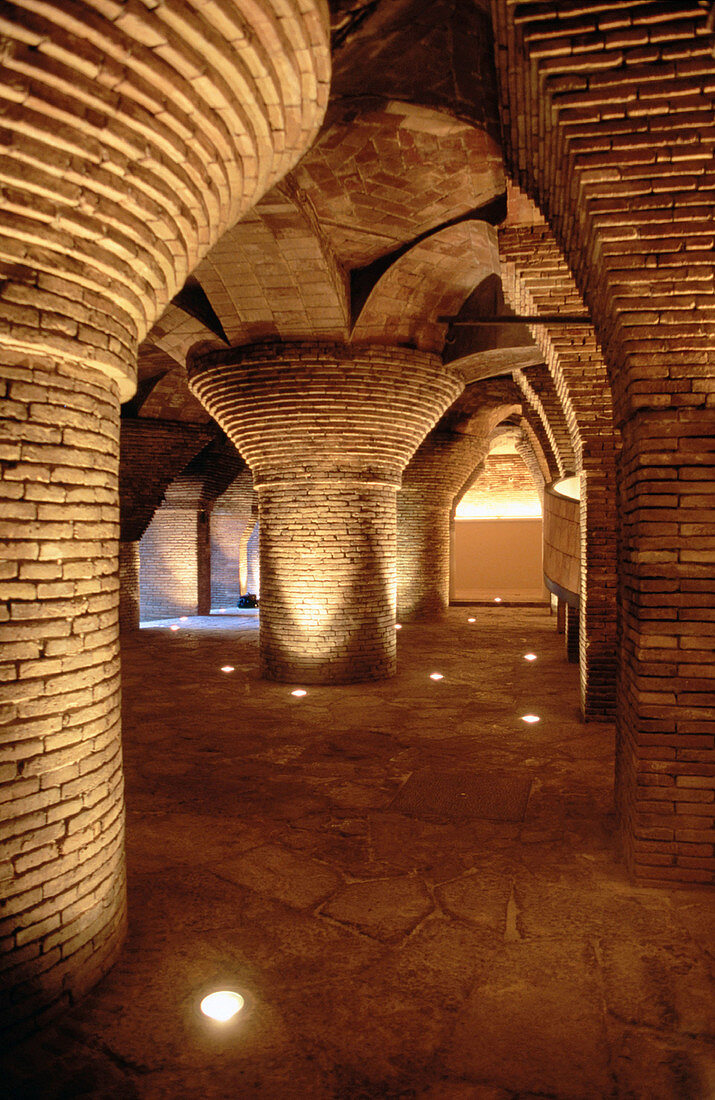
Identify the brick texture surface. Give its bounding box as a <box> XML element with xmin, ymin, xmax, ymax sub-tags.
<box><xmin>189</xmin><ymin>342</ymin><xmax>465</xmax><ymax>682</ymax></box>
<box><xmin>0</xmin><ymin>0</ymin><xmax>331</xmax><ymax>1031</ymax></box>
<box><xmin>491</xmin><ymin>0</ymin><xmax>715</xmax><ymax>881</ymax></box>
<box><xmin>500</xmin><ymin>223</ymin><xmax>619</xmax><ymax>722</ymax></box>
<box><xmin>398</xmin><ymin>397</ymin><xmax>521</xmax><ymax>620</ymax></box>
<box><xmin>0</xmin><ymin>354</ymin><xmax>126</xmax><ymax>1037</ymax></box>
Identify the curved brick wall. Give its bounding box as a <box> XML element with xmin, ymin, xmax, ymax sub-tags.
<box><xmin>189</xmin><ymin>342</ymin><xmax>464</xmax><ymax>681</ymax></box>
<box><xmin>0</xmin><ymin>0</ymin><xmax>330</xmax><ymax>1037</ymax></box>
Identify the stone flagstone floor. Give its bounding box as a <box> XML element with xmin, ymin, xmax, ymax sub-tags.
<box><xmin>3</xmin><ymin>607</ymin><xmax>714</xmax><ymax>1099</ymax></box>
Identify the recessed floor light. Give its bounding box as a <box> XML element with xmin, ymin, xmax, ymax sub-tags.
<box><xmin>467</xmin><ymin>617</ymin><xmax>475</xmax><ymax>623</ymax></box>
<box><xmin>291</xmin><ymin>689</ymin><xmax>307</xmax><ymax>697</ymax></box>
<box><xmin>179</xmin><ymin>616</ymin><xmax>188</xmax><ymax>621</ymax></box>
<box><xmin>430</xmin><ymin>672</ymin><xmax>444</xmax><ymax>681</ymax></box>
<box><xmin>395</xmin><ymin>623</ymin><xmax>402</xmax><ymax>630</ymax></box>
<box><xmin>221</xmin><ymin>666</ymin><xmax>235</xmax><ymax>673</ymax></box>
<box><xmin>521</xmin><ymin>714</ymin><xmax>540</xmax><ymax>724</ymax></box>
<box><xmin>494</xmin><ymin>597</ymin><xmax>502</xmax><ymax>603</ymax></box>
<box><xmin>170</xmin><ymin>625</ymin><xmax>180</xmax><ymax>631</ymax></box>
<box><xmin>199</xmin><ymin>990</ymin><xmax>244</xmax><ymax>1022</ymax></box>
<box><xmin>524</xmin><ymin>653</ymin><xmax>537</xmax><ymax>661</ymax></box>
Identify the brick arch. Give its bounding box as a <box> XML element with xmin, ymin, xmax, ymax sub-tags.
<box><xmin>491</xmin><ymin>0</ymin><xmax>715</xmax><ymax>882</ymax></box>
<box><xmin>150</xmin><ymin>184</ymin><xmax>350</xmax><ymax>362</ymax></box>
<box><xmin>499</xmin><ymin>222</ymin><xmax>619</xmax><ymax>722</ymax></box>
<box><xmin>352</xmin><ymin>221</ymin><xmax>500</xmax><ymax>352</ymax></box>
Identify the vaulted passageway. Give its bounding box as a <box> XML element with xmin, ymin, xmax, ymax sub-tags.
<box><xmin>2</xmin><ymin>605</ymin><xmax>713</xmax><ymax>1097</ymax></box>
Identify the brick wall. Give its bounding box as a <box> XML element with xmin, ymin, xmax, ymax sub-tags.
<box><xmin>459</xmin><ymin>454</ymin><xmax>542</xmax><ymax>516</ymax></box>
<box><xmin>210</xmin><ymin>468</ymin><xmax>256</xmax><ymax>608</ymax></box>
<box><xmin>139</xmin><ymin>508</ymin><xmax>209</xmax><ymax>622</ymax></box>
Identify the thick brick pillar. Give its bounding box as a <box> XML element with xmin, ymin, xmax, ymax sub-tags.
<box><xmin>616</xmin><ymin>409</ymin><xmax>715</xmax><ymax>885</ymax></box>
<box><xmin>210</xmin><ymin>470</ymin><xmax>256</xmax><ymax>607</ymax></box>
<box><xmin>0</xmin><ymin>355</ymin><xmax>126</xmax><ymax>1036</ymax></box>
<box><xmin>397</xmin><ymin>425</ymin><xmax>491</xmax><ymax>619</ymax></box>
<box><xmin>398</xmin><ymin>491</ymin><xmax>455</xmax><ymax>619</ymax></box>
<box><xmin>0</xmin><ymin>0</ymin><xmax>330</xmax><ymax>1036</ymax></box>
<box><xmin>246</xmin><ymin>522</ymin><xmax>260</xmax><ymax>597</ymax></box>
<box><xmin>119</xmin><ymin>541</ymin><xmax>140</xmax><ymax>632</ymax></box>
<box><xmin>565</xmin><ymin>604</ymin><xmax>579</xmax><ymax>665</ymax></box>
<box><xmin>189</xmin><ymin>342</ymin><xmax>464</xmax><ymax>682</ymax></box>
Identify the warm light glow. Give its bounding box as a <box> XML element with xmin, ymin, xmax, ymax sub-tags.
<box><xmin>521</xmin><ymin>714</ymin><xmax>540</xmax><ymax>724</ymax></box>
<box><xmin>395</xmin><ymin>623</ymin><xmax>402</xmax><ymax>630</ymax></box>
<box><xmin>455</xmin><ymin>500</ymin><xmax>542</xmax><ymax>519</ymax></box>
<box><xmin>221</xmin><ymin>666</ymin><xmax>235</xmax><ymax>673</ymax></box>
<box><xmin>199</xmin><ymin>991</ymin><xmax>244</xmax><ymax>1022</ymax></box>
<box><xmin>494</xmin><ymin>597</ymin><xmax>502</xmax><ymax>603</ymax></box>
<box><xmin>170</xmin><ymin>624</ymin><xmax>180</xmax><ymax>631</ymax></box>
<box><xmin>552</xmin><ymin>474</ymin><xmax>581</xmax><ymax>501</ymax></box>
<box><xmin>524</xmin><ymin>653</ymin><xmax>537</xmax><ymax>662</ymax></box>
<box><xmin>467</xmin><ymin>617</ymin><xmax>475</xmax><ymax>623</ymax></box>
<box><xmin>291</xmin><ymin>689</ymin><xmax>307</xmax><ymax>697</ymax></box>
<box><xmin>430</xmin><ymin>672</ymin><xmax>444</xmax><ymax>681</ymax></box>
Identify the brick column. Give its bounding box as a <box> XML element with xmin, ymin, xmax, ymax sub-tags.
<box><xmin>189</xmin><ymin>342</ymin><xmax>464</xmax><ymax>682</ymax></box>
<box><xmin>0</xmin><ymin>355</ymin><xmax>126</xmax><ymax>1037</ymax></box>
<box><xmin>565</xmin><ymin>604</ymin><xmax>580</xmax><ymax>665</ymax></box>
<box><xmin>246</xmin><ymin>522</ymin><xmax>260</xmax><ymax>597</ymax></box>
<box><xmin>210</xmin><ymin>470</ymin><xmax>256</xmax><ymax>607</ymax></box>
<box><xmin>0</xmin><ymin>0</ymin><xmax>330</xmax><ymax>1036</ymax></box>
<box><xmin>397</xmin><ymin>431</ymin><xmax>491</xmax><ymax>619</ymax></box>
<box><xmin>119</xmin><ymin>541</ymin><xmax>140</xmax><ymax>632</ymax></box>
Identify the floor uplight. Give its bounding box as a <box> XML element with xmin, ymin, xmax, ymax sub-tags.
<box><xmin>524</xmin><ymin>653</ymin><xmax>537</xmax><ymax>662</ymax></box>
<box><xmin>291</xmin><ymin>689</ymin><xmax>307</xmax><ymax>697</ymax></box>
<box><xmin>199</xmin><ymin>990</ymin><xmax>244</xmax><ymax>1022</ymax></box>
<box><xmin>221</xmin><ymin>666</ymin><xmax>235</xmax><ymax>673</ymax></box>
<box><xmin>494</xmin><ymin>597</ymin><xmax>502</xmax><ymax>603</ymax></box>
<box><xmin>395</xmin><ymin>623</ymin><xmax>402</xmax><ymax>630</ymax></box>
<box><xmin>170</xmin><ymin>624</ymin><xmax>180</xmax><ymax>632</ymax></box>
<box><xmin>467</xmin><ymin>617</ymin><xmax>475</xmax><ymax>623</ymax></box>
<box><xmin>430</xmin><ymin>672</ymin><xmax>444</xmax><ymax>681</ymax></box>
<box><xmin>179</xmin><ymin>616</ymin><xmax>188</xmax><ymax>621</ymax></box>
<box><xmin>521</xmin><ymin>714</ymin><xmax>540</xmax><ymax>724</ymax></box>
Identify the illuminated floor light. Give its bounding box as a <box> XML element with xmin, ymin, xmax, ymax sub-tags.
<box><xmin>221</xmin><ymin>666</ymin><xmax>235</xmax><ymax>673</ymax></box>
<box><xmin>199</xmin><ymin>990</ymin><xmax>244</xmax><ymax>1022</ymax></box>
<box><xmin>521</xmin><ymin>714</ymin><xmax>540</xmax><ymax>724</ymax></box>
<box><xmin>524</xmin><ymin>653</ymin><xmax>537</xmax><ymax>662</ymax></box>
<box><xmin>494</xmin><ymin>597</ymin><xmax>502</xmax><ymax>603</ymax></box>
<box><xmin>467</xmin><ymin>617</ymin><xmax>475</xmax><ymax>623</ymax></box>
<box><xmin>395</xmin><ymin>623</ymin><xmax>402</xmax><ymax>630</ymax></box>
<box><xmin>170</xmin><ymin>625</ymin><xmax>180</xmax><ymax>632</ymax></box>
<box><xmin>179</xmin><ymin>616</ymin><xmax>188</xmax><ymax>621</ymax></box>
<box><xmin>430</xmin><ymin>672</ymin><xmax>444</xmax><ymax>681</ymax></box>
<box><xmin>291</xmin><ymin>689</ymin><xmax>307</xmax><ymax>697</ymax></box>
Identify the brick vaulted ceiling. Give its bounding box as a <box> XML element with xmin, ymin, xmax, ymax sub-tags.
<box><xmin>134</xmin><ymin>0</ymin><xmax>542</xmax><ymax>422</ymax></box>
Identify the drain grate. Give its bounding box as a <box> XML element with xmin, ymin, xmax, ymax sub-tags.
<box><xmin>389</xmin><ymin>769</ymin><xmax>532</xmax><ymax>823</ymax></box>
